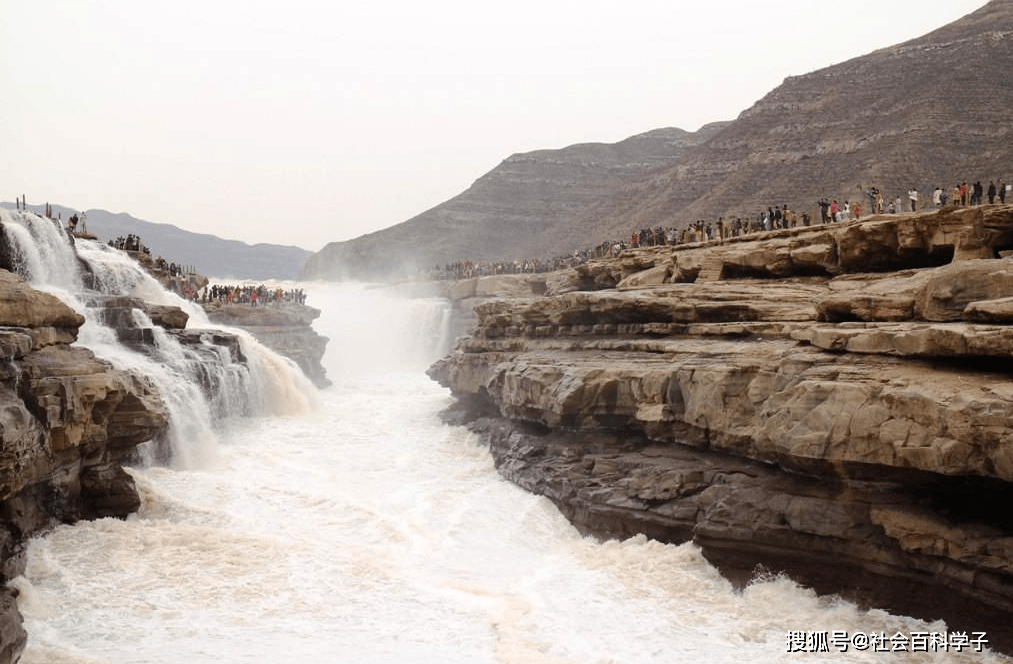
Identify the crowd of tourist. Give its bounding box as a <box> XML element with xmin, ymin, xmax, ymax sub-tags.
<box><xmin>153</xmin><ymin>256</ymin><xmax>195</xmax><ymax>277</ymax></box>
<box><xmin>94</xmin><ymin>175</ymin><xmax>1009</xmax><ymax>290</ymax></box>
<box><xmin>108</xmin><ymin>234</ymin><xmax>198</xmax><ymax>277</ymax></box>
<box><xmin>431</xmin><ymin>252</ymin><xmax>598</xmax><ymax>280</ymax></box>
<box><xmin>427</xmin><ymin>176</ymin><xmax>1011</xmax><ymax>282</ymax></box>
<box><xmin>203</xmin><ymin>284</ymin><xmax>308</xmax><ymax>306</ymax></box>
<box><xmin>109</xmin><ymin>234</ymin><xmax>149</xmax><ymax>253</ymax></box>
<box><xmin>104</xmin><ymin>234</ymin><xmax>310</xmax><ymax>307</ymax></box>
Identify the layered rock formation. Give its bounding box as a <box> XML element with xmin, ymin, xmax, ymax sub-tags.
<box><xmin>204</xmin><ymin>302</ymin><xmax>330</xmax><ymax>388</ymax></box>
<box><xmin>304</xmin><ymin>0</ymin><xmax>1013</xmax><ymax>282</ymax></box>
<box><xmin>0</xmin><ymin>271</ymin><xmax>170</xmax><ymax>662</ymax></box>
<box><xmin>429</xmin><ymin>205</ymin><xmax>1013</xmax><ymax>654</ymax></box>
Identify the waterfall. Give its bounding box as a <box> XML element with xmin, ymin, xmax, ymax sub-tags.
<box><xmin>311</xmin><ymin>281</ymin><xmax>455</xmax><ymax>379</ymax></box>
<box><xmin>0</xmin><ymin>208</ymin><xmax>317</xmax><ymax>468</ymax></box>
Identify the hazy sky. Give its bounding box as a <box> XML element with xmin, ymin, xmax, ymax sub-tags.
<box><xmin>1</xmin><ymin>0</ymin><xmax>988</xmax><ymax>251</ymax></box>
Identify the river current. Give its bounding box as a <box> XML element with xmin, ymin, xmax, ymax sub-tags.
<box><xmin>3</xmin><ymin>259</ymin><xmax>1008</xmax><ymax>662</ymax></box>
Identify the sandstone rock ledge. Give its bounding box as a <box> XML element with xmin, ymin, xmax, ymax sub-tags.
<box><xmin>428</xmin><ymin>206</ymin><xmax>1013</xmax><ymax>654</ymax></box>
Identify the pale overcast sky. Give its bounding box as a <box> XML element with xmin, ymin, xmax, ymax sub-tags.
<box><xmin>1</xmin><ymin>0</ymin><xmax>989</xmax><ymax>251</ymax></box>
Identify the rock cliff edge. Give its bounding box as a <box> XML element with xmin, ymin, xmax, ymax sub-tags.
<box><xmin>429</xmin><ymin>205</ymin><xmax>1013</xmax><ymax>654</ymax></box>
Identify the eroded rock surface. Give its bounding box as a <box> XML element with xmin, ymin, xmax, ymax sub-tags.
<box><xmin>429</xmin><ymin>208</ymin><xmax>1013</xmax><ymax>654</ymax></box>
<box><xmin>0</xmin><ymin>271</ymin><xmax>170</xmax><ymax>662</ymax></box>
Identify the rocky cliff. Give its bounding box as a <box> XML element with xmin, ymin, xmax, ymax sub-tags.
<box><xmin>429</xmin><ymin>205</ymin><xmax>1013</xmax><ymax>654</ymax></box>
<box><xmin>0</xmin><ymin>271</ymin><xmax>171</xmax><ymax>662</ymax></box>
<box><xmin>304</xmin><ymin>0</ymin><xmax>1013</xmax><ymax>282</ymax></box>
<box><xmin>204</xmin><ymin>302</ymin><xmax>330</xmax><ymax>388</ymax></box>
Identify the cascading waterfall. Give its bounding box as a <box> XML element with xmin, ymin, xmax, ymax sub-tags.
<box><xmin>315</xmin><ymin>281</ymin><xmax>455</xmax><ymax>377</ymax></box>
<box><xmin>0</xmin><ymin>210</ymin><xmax>81</xmax><ymax>290</ymax></box>
<box><xmin>0</xmin><ymin>208</ymin><xmax>317</xmax><ymax>468</ymax></box>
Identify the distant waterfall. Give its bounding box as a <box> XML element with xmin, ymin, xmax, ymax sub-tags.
<box><xmin>0</xmin><ymin>208</ymin><xmax>317</xmax><ymax>468</ymax></box>
<box><xmin>311</xmin><ymin>282</ymin><xmax>454</xmax><ymax>379</ymax></box>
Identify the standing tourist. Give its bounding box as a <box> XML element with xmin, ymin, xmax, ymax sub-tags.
<box><xmin>908</xmin><ymin>188</ymin><xmax>918</xmax><ymax>212</ymax></box>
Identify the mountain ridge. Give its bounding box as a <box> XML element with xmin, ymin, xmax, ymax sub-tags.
<box><xmin>303</xmin><ymin>0</ymin><xmax>1013</xmax><ymax>282</ymax></box>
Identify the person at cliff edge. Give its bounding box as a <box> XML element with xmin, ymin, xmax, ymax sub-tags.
<box><xmin>908</xmin><ymin>188</ymin><xmax>918</xmax><ymax>212</ymax></box>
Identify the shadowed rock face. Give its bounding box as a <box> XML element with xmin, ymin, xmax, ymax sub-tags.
<box><xmin>304</xmin><ymin>1</ymin><xmax>1013</xmax><ymax>282</ymax></box>
<box><xmin>428</xmin><ymin>207</ymin><xmax>1013</xmax><ymax>654</ymax></box>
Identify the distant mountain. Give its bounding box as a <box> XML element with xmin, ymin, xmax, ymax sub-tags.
<box><xmin>301</xmin><ymin>125</ymin><xmax>728</xmax><ymax>281</ymax></box>
<box><xmin>0</xmin><ymin>203</ymin><xmax>311</xmax><ymax>280</ymax></box>
<box><xmin>303</xmin><ymin>0</ymin><xmax>1013</xmax><ymax>282</ymax></box>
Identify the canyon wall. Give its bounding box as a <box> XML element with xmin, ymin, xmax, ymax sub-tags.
<box><xmin>429</xmin><ymin>205</ymin><xmax>1013</xmax><ymax>654</ymax></box>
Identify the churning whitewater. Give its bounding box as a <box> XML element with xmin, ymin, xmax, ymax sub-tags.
<box><xmin>0</xmin><ymin>213</ymin><xmax>1007</xmax><ymax>663</ymax></box>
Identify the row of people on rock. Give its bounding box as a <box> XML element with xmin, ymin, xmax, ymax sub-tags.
<box><xmin>204</xmin><ymin>284</ymin><xmax>308</xmax><ymax>306</ymax></box>
<box><xmin>108</xmin><ymin>234</ymin><xmax>148</xmax><ymax>253</ymax></box>
<box><xmin>631</xmin><ymin>178</ymin><xmax>1010</xmax><ymax>242</ymax></box>
<box><xmin>432</xmin><ymin>253</ymin><xmax>594</xmax><ymax>280</ymax></box>
<box><xmin>429</xmin><ymin>175</ymin><xmax>1011</xmax><ymax>281</ymax></box>
<box><xmin>931</xmin><ymin>180</ymin><xmax>1008</xmax><ymax>208</ymax></box>
<box><xmin>153</xmin><ymin>256</ymin><xmax>193</xmax><ymax>277</ymax></box>
<box><xmin>631</xmin><ymin>209</ymin><xmax>814</xmax><ymax>246</ymax></box>
<box><xmin>885</xmin><ymin>179</ymin><xmax>1009</xmax><ymax>214</ymax></box>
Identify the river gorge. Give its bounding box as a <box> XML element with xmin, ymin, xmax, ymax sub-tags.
<box><xmin>2</xmin><ymin>206</ymin><xmax>1013</xmax><ymax>662</ymax></box>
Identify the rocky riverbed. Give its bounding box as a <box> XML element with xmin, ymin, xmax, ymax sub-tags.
<box><xmin>428</xmin><ymin>204</ymin><xmax>1013</xmax><ymax>654</ymax></box>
